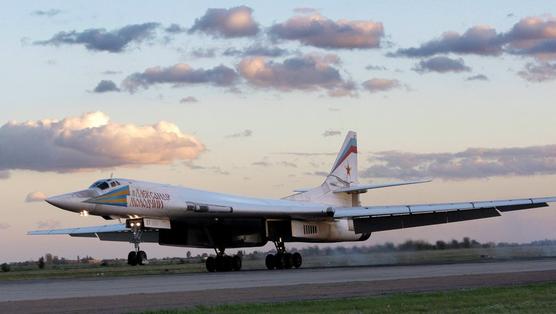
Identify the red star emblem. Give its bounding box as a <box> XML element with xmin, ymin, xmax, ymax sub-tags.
<box><xmin>345</xmin><ymin>164</ymin><xmax>351</xmax><ymax>176</ymax></box>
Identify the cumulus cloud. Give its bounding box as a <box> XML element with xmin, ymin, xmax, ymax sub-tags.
<box><xmin>466</xmin><ymin>74</ymin><xmax>489</xmax><ymax>81</ymax></box>
<box><xmin>92</xmin><ymin>80</ymin><xmax>120</xmax><ymax>93</ymax></box>
<box><xmin>362</xmin><ymin>145</ymin><xmax>556</xmax><ymax>180</ymax></box>
<box><xmin>394</xmin><ymin>16</ymin><xmax>556</xmax><ymax>61</ymax></box>
<box><xmin>180</xmin><ymin>96</ymin><xmax>198</xmax><ymax>103</ymax></box>
<box><xmin>361</xmin><ymin>78</ymin><xmax>400</xmax><ymax>93</ymax></box>
<box><xmin>269</xmin><ymin>13</ymin><xmax>384</xmax><ymax>49</ymax></box>
<box><xmin>504</xmin><ymin>16</ymin><xmax>556</xmax><ymax>60</ymax></box>
<box><xmin>25</xmin><ymin>191</ymin><xmax>48</xmax><ymax>203</ymax></box>
<box><xmin>0</xmin><ymin>223</ymin><xmax>9</xmax><ymax>230</ymax></box>
<box><xmin>322</xmin><ymin>130</ymin><xmax>341</xmax><ymax>137</ymax></box>
<box><xmin>0</xmin><ymin>170</ymin><xmax>9</xmax><ymax>179</ymax></box>
<box><xmin>394</xmin><ymin>26</ymin><xmax>503</xmax><ymax>57</ymax></box>
<box><xmin>238</xmin><ymin>54</ymin><xmax>356</xmax><ymax>96</ymax></box>
<box><xmin>35</xmin><ymin>23</ymin><xmax>159</xmax><ymax>53</ymax></box>
<box><xmin>223</xmin><ymin>45</ymin><xmax>289</xmax><ymax>57</ymax></box>
<box><xmin>413</xmin><ymin>56</ymin><xmax>471</xmax><ymax>73</ymax></box>
<box><xmin>165</xmin><ymin>23</ymin><xmax>187</xmax><ymax>34</ymax></box>
<box><xmin>0</xmin><ymin>112</ymin><xmax>204</xmax><ymax>172</ymax></box>
<box><xmin>226</xmin><ymin>129</ymin><xmax>253</xmax><ymax>138</ymax></box>
<box><xmin>122</xmin><ymin>64</ymin><xmax>239</xmax><ymax>92</ymax></box>
<box><xmin>518</xmin><ymin>62</ymin><xmax>556</xmax><ymax>82</ymax></box>
<box><xmin>189</xmin><ymin>6</ymin><xmax>259</xmax><ymax>38</ymax></box>
<box><xmin>32</xmin><ymin>9</ymin><xmax>61</xmax><ymax>17</ymax></box>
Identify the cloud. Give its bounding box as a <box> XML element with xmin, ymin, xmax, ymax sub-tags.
<box><xmin>413</xmin><ymin>56</ymin><xmax>471</xmax><ymax>74</ymax></box>
<box><xmin>92</xmin><ymin>80</ymin><xmax>120</xmax><ymax>93</ymax></box>
<box><xmin>362</xmin><ymin>145</ymin><xmax>556</xmax><ymax>180</ymax></box>
<box><xmin>365</xmin><ymin>65</ymin><xmax>387</xmax><ymax>71</ymax></box>
<box><xmin>122</xmin><ymin>64</ymin><xmax>239</xmax><ymax>92</ymax></box>
<box><xmin>180</xmin><ymin>96</ymin><xmax>198</xmax><ymax>103</ymax></box>
<box><xmin>269</xmin><ymin>13</ymin><xmax>384</xmax><ymax>49</ymax></box>
<box><xmin>518</xmin><ymin>62</ymin><xmax>556</xmax><ymax>82</ymax></box>
<box><xmin>0</xmin><ymin>223</ymin><xmax>9</xmax><ymax>230</ymax></box>
<box><xmin>305</xmin><ymin>171</ymin><xmax>329</xmax><ymax>176</ymax></box>
<box><xmin>394</xmin><ymin>26</ymin><xmax>503</xmax><ymax>57</ymax></box>
<box><xmin>25</xmin><ymin>191</ymin><xmax>48</xmax><ymax>203</ymax></box>
<box><xmin>0</xmin><ymin>112</ymin><xmax>204</xmax><ymax>172</ymax></box>
<box><xmin>466</xmin><ymin>74</ymin><xmax>489</xmax><ymax>81</ymax></box>
<box><xmin>183</xmin><ymin>161</ymin><xmax>229</xmax><ymax>175</ymax></box>
<box><xmin>189</xmin><ymin>6</ymin><xmax>259</xmax><ymax>38</ymax></box>
<box><xmin>504</xmin><ymin>16</ymin><xmax>556</xmax><ymax>61</ymax></box>
<box><xmin>223</xmin><ymin>45</ymin><xmax>290</xmax><ymax>57</ymax></box>
<box><xmin>165</xmin><ymin>23</ymin><xmax>187</xmax><ymax>34</ymax></box>
<box><xmin>36</xmin><ymin>220</ymin><xmax>61</xmax><ymax>229</ymax></box>
<box><xmin>189</xmin><ymin>48</ymin><xmax>217</xmax><ymax>58</ymax></box>
<box><xmin>238</xmin><ymin>54</ymin><xmax>356</xmax><ymax>97</ymax></box>
<box><xmin>35</xmin><ymin>23</ymin><xmax>159</xmax><ymax>53</ymax></box>
<box><xmin>252</xmin><ymin>161</ymin><xmax>271</xmax><ymax>167</ymax></box>
<box><xmin>101</xmin><ymin>70</ymin><xmax>122</xmax><ymax>75</ymax></box>
<box><xmin>32</xmin><ymin>9</ymin><xmax>61</xmax><ymax>17</ymax></box>
<box><xmin>280</xmin><ymin>161</ymin><xmax>297</xmax><ymax>168</ymax></box>
<box><xmin>361</xmin><ymin>78</ymin><xmax>400</xmax><ymax>93</ymax></box>
<box><xmin>322</xmin><ymin>130</ymin><xmax>341</xmax><ymax>137</ymax></box>
<box><xmin>394</xmin><ymin>16</ymin><xmax>556</xmax><ymax>61</ymax></box>
<box><xmin>226</xmin><ymin>129</ymin><xmax>253</xmax><ymax>138</ymax></box>
<box><xmin>0</xmin><ymin>170</ymin><xmax>9</xmax><ymax>179</ymax></box>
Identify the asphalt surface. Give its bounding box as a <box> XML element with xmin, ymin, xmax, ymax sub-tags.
<box><xmin>2</xmin><ymin>258</ymin><xmax>556</xmax><ymax>313</ymax></box>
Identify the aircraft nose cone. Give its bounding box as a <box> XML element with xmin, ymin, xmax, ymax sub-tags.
<box><xmin>45</xmin><ymin>195</ymin><xmax>66</xmax><ymax>209</ymax></box>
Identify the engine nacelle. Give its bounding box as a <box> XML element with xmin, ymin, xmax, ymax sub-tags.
<box><xmin>290</xmin><ymin>219</ymin><xmax>369</xmax><ymax>242</ymax></box>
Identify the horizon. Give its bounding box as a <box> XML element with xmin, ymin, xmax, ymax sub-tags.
<box><xmin>2</xmin><ymin>1</ymin><xmax>556</xmax><ymax>262</ymax></box>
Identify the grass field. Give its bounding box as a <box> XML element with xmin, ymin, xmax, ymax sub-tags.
<box><xmin>144</xmin><ymin>282</ymin><xmax>556</xmax><ymax>314</ymax></box>
<box><xmin>2</xmin><ymin>244</ymin><xmax>556</xmax><ymax>281</ymax></box>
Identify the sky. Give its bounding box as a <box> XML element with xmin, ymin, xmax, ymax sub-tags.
<box><xmin>1</xmin><ymin>1</ymin><xmax>556</xmax><ymax>262</ymax></box>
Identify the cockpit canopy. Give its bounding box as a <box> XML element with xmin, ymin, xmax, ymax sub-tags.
<box><xmin>89</xmin><ymin>179</ymin><xmax>122</xmax><ymax>190</ymax></box>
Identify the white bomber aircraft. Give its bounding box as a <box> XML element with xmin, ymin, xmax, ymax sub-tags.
<box><xmin>30</xmin><ymin>132</ymin><xmax>556</xmax><ymax>272</ymax></box>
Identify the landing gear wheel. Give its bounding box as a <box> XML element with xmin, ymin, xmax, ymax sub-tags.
<box><xmin>137</xmin><ymin>250</ymin><xmax>147</xmax><ymax>265</ymax></box>
<box><xmin>292</xmin><ymin>252</ymin><xmax>302</xmax><ymax>268</ymax></box>
<box><xmin>275</xmin><ymin>253</ymin><xmax>285</xmax><ymax>270</ymax></box>
<box><xmin>206</xmin><ymin>256</ymin><xmax>216</xmax><ymax>272</ymax></box>
<box><xmin>284</xmin><ymin>253</ymin><xmax>293</xmax><ymax>269</ymax></box>
<box><xmin>265</xmin><ymin>254</ymin><xmax>275</xmax><ymax>270</ymax></box>
<box><xmin>232</xmin><ymin>255</ymin><xmax>242</xmax><ymax>271</ymax></box>
<box><xmin>127</xmin><ymin>251</ymin><xmax>137</xmax><ymax>266</ymax></box>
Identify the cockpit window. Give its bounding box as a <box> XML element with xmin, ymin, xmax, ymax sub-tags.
<box><xmin>89</xmin><ymin>180</ymin><xmax>111</xmax><ymax>190</ymax></box>
<box><xmin>97</xmin><ymin>182</ymin><xmax>110</xmax><ymax>190</ymax></box>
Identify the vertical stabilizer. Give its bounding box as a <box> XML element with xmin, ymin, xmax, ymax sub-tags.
<box><xmin>284</xmin><ymin>131</ymin><xmax>359</xmax><ymax>206</ymax></box>
<box><xmin>328</xmin><ymin>131</ymin><xmax>358</xmax><ymax>185</ymax></box>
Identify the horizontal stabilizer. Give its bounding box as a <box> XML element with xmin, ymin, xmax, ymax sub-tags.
<box><xmin>332</xmin><ymin>178</ymin><xmax>432</xmax><ymax>194</ymax></box>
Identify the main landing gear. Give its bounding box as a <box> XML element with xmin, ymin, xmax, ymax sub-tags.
<box><xmin>265</xmin><ymin>238</ymin><xmax>302</xmax><ymax>270</ymax></box>
<box><xmin>205</xmin><ymin>248</ymin><xmax>242</xmax><ymax>272</ymax></box>
<box><xmin>127</xmin><ymin>221</ymin><xmax>147</xmax><ymax>266</ymax></box>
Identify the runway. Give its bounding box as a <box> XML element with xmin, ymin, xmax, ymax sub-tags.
<box><xmin>2</xmin><ymin>258</ymin><xmax>556</xmax><ymax>313</ymax></box>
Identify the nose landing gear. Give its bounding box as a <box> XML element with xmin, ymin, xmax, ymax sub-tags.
<box><xmin>127</xmin><ymin>221</ymin><xmax>147</xmax><ymax>266</ymax></box>
<box><xmin>265</xmin><ymin>238</ymin><xmax>302</xmax><ymax>270</ymax></box>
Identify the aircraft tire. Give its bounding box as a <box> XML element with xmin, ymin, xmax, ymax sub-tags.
<box><xmin>292</xmin><ymin>252</ymin><xmax>302</xmax><ymax>268</ymax></box>
<box><xmin>223</xmin><ymin>255</ymin><xmax>234</xmax><ymax>272</ymax></box>
<box><xmin>206</xmin><ymin>256</ymin><xmax>216</xmax><ymax>272</ymax></box>
<box><xmin>127</xmin><ymin>251</ymin><xmax>138</xmax><ymax>266</ymax></box>
<box><xmin>137</xmin><ymin>251</ymin><xmax>147</xmax><ymax>265</ymax></box>
<box><xmin>275</xmin><ymin>253</ymin><xmax>285</xmax><ymax>269</ymax></box>
<box><xmin>284</xmin><ymin>253</ymin><xmax>293</xmax><ymax>269</ymax></box>
<box><xmin>232</xmin><ymin>255</ymin><xmax>242</xmax><ymax>271</ymax></box>
<box><xmin>265</xmin><ymin>254</ymin><xmax>275</xmax><ymax>270</ymax></box>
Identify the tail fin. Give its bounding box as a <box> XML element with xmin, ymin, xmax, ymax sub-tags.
<box><xmin>284</xmin><ymin>131</ymin><xmax>359</xmax><ymax>206</ymax></box>
<box><xmin>327</xmin><ymin>131</ymin><xmax>358</xmax><ymax>185</ymax></box>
